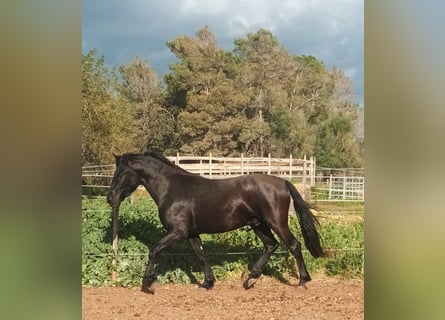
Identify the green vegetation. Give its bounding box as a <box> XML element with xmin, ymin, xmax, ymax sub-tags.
<box><xmin>82</xmin><ymin>197</ymin><xmax>364</xmax><ymax>287</ymax></box>
<box><xmin>82</xmin><ymin>27</ymin><xmax>363</xmax><ymax>168</ymax></box>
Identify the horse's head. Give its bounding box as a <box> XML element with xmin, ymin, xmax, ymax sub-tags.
<box><xmin>107</xmin><ymin>154</ymin><xmax>142</xmax><ymax>208</ymax></box>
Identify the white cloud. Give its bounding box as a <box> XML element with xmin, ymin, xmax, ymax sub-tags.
<box><xmin>176</xmin><ymin>0</ymin><xmax>362</xmax><ymax>39</ymax></box>
<box><xmin>180</xmin><ymin>0</ymin><xmax>231</xmax><ymax>16</ymax></box>
<box><xmin>83</xmin><ymin>0</ymin><xmax>363</xmax><ymax>104</ymax></box>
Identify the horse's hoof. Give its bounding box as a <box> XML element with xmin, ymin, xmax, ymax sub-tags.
<box><xmin>199</xmin><ymin>279</ymin><xmax>214</xmax><ymax>290</ymax></box>
<box><xmin>297</xmin><ymin>283</ymin><xmax>308</xmax><ymax>290</ymax></box>
<box><xmin>141</xmin><ymin>286</ymin><xmax>155</xmax><ymax>294</ymax></box>
<box><xmin>243</xmin><ymin>277</ymin><xmax>257</xmax><ymax>290</ymax></box>
<box><xmin>298</xmin><ymin>276</ymin><xmax>310</xmax><ymax>289</ymax></box>
<box><xmin>143</xmin><ymin>275</ymin><xmax>157</xmax><ymax>288</ymax></box>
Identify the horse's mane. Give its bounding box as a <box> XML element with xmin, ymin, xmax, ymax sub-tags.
<box><xmin>143</xmin><ymin>152</ymin><xmax>192</xmax><ymax>175</ymax></box>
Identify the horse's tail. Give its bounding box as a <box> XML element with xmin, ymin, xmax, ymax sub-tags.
<box><xmin>286</xmin><ymin>180</ymin><xmax>326</xmax><ymax>258</ymax></box>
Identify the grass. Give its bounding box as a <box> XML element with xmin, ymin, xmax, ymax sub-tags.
<box><xmin>82</xmin><ymin>197</ymin><xmax>364</xmax><ymax>286</ymax></box>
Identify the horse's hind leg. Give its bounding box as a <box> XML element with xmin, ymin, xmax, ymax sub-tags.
<box><xmin>188</xmin><ymin>236</ymin><xmax>215</xmax><ymax>289</ymax></box>
<box><xmin>272</xmin><ymin>225</ymin><xmax>311</xmax><ymax>288</ymax></box>
<box><xmin>243</xmin><ymin>224</ymin><xmax>279</xmax><ymax>290</ymax></box>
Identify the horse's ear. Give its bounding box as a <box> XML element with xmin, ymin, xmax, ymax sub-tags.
<box><xmin>121</xmin><ymin>154</ymin><xmax>130</xmax><ymax>165</ymax></box>
<box><xmin>113</xmin><ymin>154</ymin><xmax>121</xmax><ymax>164</ymax></box>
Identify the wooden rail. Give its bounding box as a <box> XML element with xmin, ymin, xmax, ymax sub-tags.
<box><xmin>82</xmin><ymin>154</ymin><xmax>316</xmax><ymax>199</ymax></box>
<box><xmin>166</xmin><ymin>153</ymin><xmax>315</xmax><ymax>184</ymax></box>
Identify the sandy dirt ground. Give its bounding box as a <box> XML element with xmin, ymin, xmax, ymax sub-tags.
<box><xmin>82</xmin><ymin>276</ymin><xmax>363</xmax><ymax>320</ymax></box>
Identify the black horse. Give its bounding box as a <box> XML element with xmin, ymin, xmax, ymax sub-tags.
<box><xmin>107</xmin><ymin>152</ymin><xmax>326</xmax><ymax>293</ymax></box>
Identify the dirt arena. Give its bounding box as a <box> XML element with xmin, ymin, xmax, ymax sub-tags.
<box><xmin>82</xmin><ymin>276</ymin><xmax>363</xmax><ymax>319</ymax></box>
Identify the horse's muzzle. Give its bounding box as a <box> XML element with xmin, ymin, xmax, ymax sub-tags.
<box><xmin>107</xmin><ymin>191</ymin><xmax>117</xmax><ymax>207</ymax></box>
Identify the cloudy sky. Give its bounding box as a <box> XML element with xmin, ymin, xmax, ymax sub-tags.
<box><xmin>83</xmin><ymin>0</ymin><xmax>363</xmax><ymax>106</ymax></box>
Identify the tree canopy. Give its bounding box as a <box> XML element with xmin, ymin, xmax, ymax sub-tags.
<box><xmin>82</xmin><ymin>27</ymin><xmax>363</xmax><ymax>168</ymax></box>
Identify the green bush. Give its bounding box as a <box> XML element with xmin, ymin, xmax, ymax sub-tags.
<box><xmin>82</xmin><ymin>197</ymin><xmax>364</xmax><ymax>286</ymax></box>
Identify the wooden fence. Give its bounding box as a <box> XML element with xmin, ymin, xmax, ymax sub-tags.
<box><xmin>82</xmin><ymin>156</ymin><xmax>365</xmax><ymax>202</ymax></box>
<box><xmin>166</xmin><ymin>153</ymin><xmax>314</xmax><ymax>181</ymax></box>
<box><xmin>82</xmin><ymin>153</ymin><xmax>316</xmax><ymax>199</ymax></box>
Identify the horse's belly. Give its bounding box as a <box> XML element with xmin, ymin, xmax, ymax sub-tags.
<box><xmin>193</xmin><ymin>205</ymin><xmax>253</xmax><ymax>234</ymax></box>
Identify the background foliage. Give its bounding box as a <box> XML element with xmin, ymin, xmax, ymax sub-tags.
<box><xmin>82</xmin><ymin>197</ymin><xmax>364</xmax><ymax>287</ymax></box>
<box><xmin>82</xmin><ymin>27</ymin><xmax>363</xmax><ymax>168</ymax></box>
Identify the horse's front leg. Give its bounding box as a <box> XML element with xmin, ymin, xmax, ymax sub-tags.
<box><xmin>142</xmin><ymin>231</ymin><xmax>183</xmax><ymax>293</ymax></box>
<box><xmin>189</xmin><ymin>236</ymin><xmax>215</xmax><ymax>289</ymax></box>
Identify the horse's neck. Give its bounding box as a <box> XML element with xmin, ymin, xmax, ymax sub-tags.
<box><xmin>140</xmin><ymin>163</ymin><xmax>176</xmax><ymax>206</ymax></box>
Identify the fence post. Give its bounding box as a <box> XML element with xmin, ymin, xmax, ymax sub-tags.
<box><xmin>241</xmin><ymin>153</ymin><xmax>244</xmax><ymax>175</ymax></box>
<box><xmin>209</xmin><ymin>152</ymin><xmax>212</xmax><ymax>179</ymax></box>
<box><xmin>343</xmin><ymin>176</ymin><xmax>347</xmax><ymax>200</ymax></box>
<box><xmin>176</xmin><ymin>152</ymin><xmax>179</xmax><ymax>165</ymax></box>
<box><xmin>302</xmin><ymin>155</ymin><xmax>307</xmax><ymax>200</ymax></box>
<box><xmin>329</xmin><ymin>174</ymin><xmax>333</xmax><ymax>200</ymax></box>
<box><xmin>310</xmin><ymin>156</ymin><xmax>315</xmax><ymax>186</ymax></box>
<box><xmin>289</xmin><ymin>154</ymin><xmax>293</xmax><ymax>181</ymax></box>
<box><xmin>268</xmin><ymin>153</ymin><xmax>271</xmax><ymax>174</ymax></box>
<box><xmin>111</xmin><ymin>209</ymin><xmax>119</xmax><ymax>283</ymax></box>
